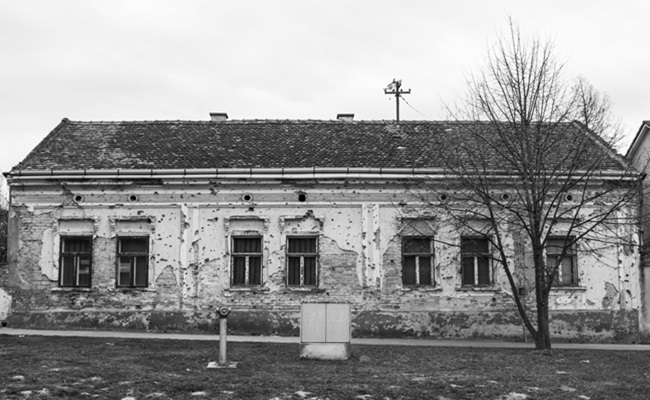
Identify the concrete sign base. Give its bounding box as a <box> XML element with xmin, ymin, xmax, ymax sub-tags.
<box><xmin>300</xmin><ymin>342</ymin><xmax>351</xmax><ymax>360</ymax></box>
<box><xmin>207</xmin><ymin>361</ymin><xmax>238</xmax><ymax>369</ymax></box>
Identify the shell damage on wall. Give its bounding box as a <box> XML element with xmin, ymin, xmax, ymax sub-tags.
<box><xmin>1</xmin><ymin>181</ymin><xmax>642</xmax><ymax>341</ymax></box>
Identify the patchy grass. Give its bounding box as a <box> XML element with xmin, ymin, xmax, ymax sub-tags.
<box><xmin>1</xmin><ymin>336</ymin><xmax>649</xmax><ymax>399</ymax></box>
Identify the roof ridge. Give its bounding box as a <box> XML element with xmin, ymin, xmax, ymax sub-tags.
<box><xmin>61</xmin><ymin>119</ymin><xmax>462</xmax><ymax>124</ymax></box>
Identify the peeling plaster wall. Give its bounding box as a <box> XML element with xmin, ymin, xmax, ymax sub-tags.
<box><xmin>2</xmin><ymin>180</ymin><xmax>642</xmax><ymax>341</ymax></box>
<box><xmin>0</xmin><ymin>262</ymin><xmax>10</xmax><ymax>321</ymax></box>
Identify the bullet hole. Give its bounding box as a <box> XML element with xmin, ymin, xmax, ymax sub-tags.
<box><xmin>128</xmin><ymin>194</ymin><xmax>139</xmax><ymax>202</ymax></box>
<box><xmin>242</xmin><ymin>193</ymin><xmax>253</xmax><ymax>202</ymax></box>
<box><xmin>298</xmin><ymin>193</ymin><xmax>307</xmax><ymax>202</ymax></box>
<box><xmin>73</xmin><ymin>195</ymin><xmax>84</xmax><ymax>202</ymax></box>
<box><xmin>439</xmin><ymin>194</ymin><xmax>448</xmax><ymax>201</ymax></box>
<box><xmin>501</xmin><ymin>193</ymin><xmax>511</xmax><ymax>201</ymax></box>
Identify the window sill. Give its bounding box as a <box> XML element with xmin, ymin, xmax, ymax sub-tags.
<box><xmin>110</xmin><ymin>287</ymin><xmax>156</xmax><ymax>292</ymax></box>
<box><xmin>456</xmin><ymin>286</ymin><xmax>501</xmax><ymax>292</ymax></box>
<box><xmin>227</xmin><ymin>287</ymin><xmax>271</xmax><ymax>293</ymax></box>
<box><xmin>401</xmin><ymin>286</ymin><xmax>441</xmax><ymax>292</ymax></box>
<box><xmin>550</xmin><ymin>286</ymin><xmax>586</xmax><ymax>291</ymax></box>
<box><xmin>285</xmin><ymin>287</ymin><xmax>325</xmax><ymax>293</ymax></box>
<box><xmin>51</xmin><ymin>287</ymin><xmax>93</xmax><ymax>292</ymax></box>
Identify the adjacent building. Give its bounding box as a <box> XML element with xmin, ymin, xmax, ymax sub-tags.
<box><xmin>624</xmin><ymin>120</ymin><xmax>650</xmax><ymax>331</ymax></box>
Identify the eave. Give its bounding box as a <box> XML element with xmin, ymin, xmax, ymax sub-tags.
<box><xmin>4</xmin><ymin>167</ymin><xmax>639</xmax><ymax>185</ymax></box>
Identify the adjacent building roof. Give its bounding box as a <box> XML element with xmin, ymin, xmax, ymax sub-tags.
<box><xmin>10</xmin><ymin>118</ymin><xmax>628</xmax><ymax>174</ymax></box>
<box><xmin>625</xmin><ymin>120</ymin><xmax>650</xmax><ymax>159</ymax></box>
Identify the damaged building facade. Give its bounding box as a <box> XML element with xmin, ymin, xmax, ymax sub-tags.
<box><xmin>0</xmin><ymin>115</ymin><xmax>643</xmax><ymax>341</ymax></box>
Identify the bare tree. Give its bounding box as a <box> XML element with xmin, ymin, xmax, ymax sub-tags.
<box><xmin>414</xmin><ymin>19</ymin><xmax>640</xmax><ymax>350</ymax></box>
<box><xmin>571</xmin><ymin>76</ymin><xmax>626</xmax><ymax>149</ymax></box>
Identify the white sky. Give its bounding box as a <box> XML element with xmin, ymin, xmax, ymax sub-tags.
<box><xmin>1</xmin><ymin>0</ymin><xmax>649</xmax><ymax>202</ymax></box>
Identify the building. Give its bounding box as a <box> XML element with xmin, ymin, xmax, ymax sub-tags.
<box><xmin>624</xmin><ymin>120</ymin><xmax>650</xmax><ymax>331</ymax></box>
<box><xmin>0</xmin><ymin>114</ymin><xmax>642</xmax><ymax>341</ymax></box>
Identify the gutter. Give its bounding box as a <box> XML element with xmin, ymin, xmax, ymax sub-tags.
<box><xmin>5</xmin><ymin>167</ymin><xmax>640</xmax><ymax>183</ymax></box>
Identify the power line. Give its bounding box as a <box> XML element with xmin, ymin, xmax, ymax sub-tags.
<box><xmin>401</xmin><ymin>95</ymin><xmax>431</xmax><ymax>120</ymax></box>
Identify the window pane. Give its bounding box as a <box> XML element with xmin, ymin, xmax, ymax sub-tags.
<box><xmin>249</xmin><ymin>257</ymin><xmax>262</xmax><ymax>285</ymax></box>
<box><xmin>288</xmin><ymin>238</ymin><xmax>316</xmax><ymax>253</ymax></box>
<box><xmin>77</xmin><ymin>256</ymin><xmax>91</xmax><ymax>287</ymax></box>
<box><xmin>304</xmin><ymin>257</ymin><xmax>316</xmax><ymax>286</ymax></box>
<box><xmin>61</xmin><ymin>256</ymin><xmax>76</xmax><ymax>286</ymax></box>
<box><xmin>419</xmin><ymin>257</ymin><xmax>432</xmax><ymax>285</ymax></box>
<box><xmin>118</xmin><ymin>257</ymin><xmax>132</xmax><ymax>286</ymax></box>
<box><xmin>461</xmin><ymin>238</ymin><xmax>488</xmax><ymax>254</ymax></box>
<box><xmin>63</xmin><ymin>237</ymin><xmax>91</xmax><ymax>254</ymax></box>
<box><xmin>560</xmin><ymin>258</ymin><xmax>575</xmax><ymax>285</ymax></box>
<box><xmin>135</xmin><ymin>256</ymin><xmax>148</xmax><ymax>286</ymax></box>
<box><xmin>288</xmin><ymin>257</ymin><xmax>301</xmax><ymax>285</ymax></box>
<box><xmin>234</xmin><ymin>237</ymin><xmax>261</xmax><ymax>253</ymax></box>
<box><xmin>404</xmin><ymin>238</ymin><xmax>431</xmax><ymax>254</ymax></box>
<box><xmin>461</xmin><ymin>257</ymin><xmax>475</xmax><ymax>286</ymax></box>
<box><xmin>232</xmin><ymin>257</ymin><xmax>246</xmax><ymax>285</ymax></box>
<box><xmin>120</xmin><ymin>238</ymin><xmax>148</xmax><ymax>253</ymax></box>
<box><xmin>403</xmin><ymin>256</ymin><xmax>416</xmax><ymax>285</ymax></box>
<box><xmin>78</xmin><ymin>271</ymin><xmax>90</xmax><ymax>287</ymax></box>
<box><xmin>477</xmin><ymin>257</ymin><xmax>490</xmax><ymax>285</ymax></box>
<box><xmin>546</xmin><ymin>239</ymin><xmax>566</xmax><ymax>254</ymax></box>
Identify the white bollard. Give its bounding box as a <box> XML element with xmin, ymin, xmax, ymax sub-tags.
<box><xmin>219</xmin><ymin>311</ymin><xmax>228</xmax><ymax>364</ymax></box>
<box><xmin>207</xmin><ymin>307</ymin><xmax>237</xmax><ymax>369</ymax></box>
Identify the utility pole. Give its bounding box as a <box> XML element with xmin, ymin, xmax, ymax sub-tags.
<box><xmin>384</xmin><ymin>79</ymin><xmax>411</xmax><ymax>122</ymax></box>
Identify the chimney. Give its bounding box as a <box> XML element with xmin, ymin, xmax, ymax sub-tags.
<box><xmin>210</xmin><ymin>112</ymin><xmax>228</xmax><ymax>122</ymax></box>
<box><xmin>336</xmin><ymin>113</ymin><xmax>354</xmax><ymax>122</ymax></box>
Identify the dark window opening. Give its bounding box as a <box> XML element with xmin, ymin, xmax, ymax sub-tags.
<box><xmin>117</xmin><ymin>237</ymin><xmax>149</xmax><ymax>288</ymax></box>
<box><xmin>232</xmin><ymin>236</ymin><xmax>263</xmax><ymax>286</ymax></box>
<box><xmin>547</xmin><ymin>237</ymin><xmax>578</xmax><ymax>286</ymax></box>
<box><xmin>60</xmin><ymin>237</ymin><xmax>92</xmax><ymax>288</ymax></box>
<box><xmin>402</xmin><ymin>237</ymin><xmax>435</xmax><ymax>286</ymax></box>
<box><xmin>461</xmin><ymin>237</ymin><xmax>491</xmax><ymax>286</ymax></box>
<box><xmin>287</xmin><ymin>237</ymin><xmax>318</xmax><ymax>286</ymax></box>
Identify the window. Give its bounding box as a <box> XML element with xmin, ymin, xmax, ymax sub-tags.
<box><xmin>59</xmin><ymin>237</ymin><xmax>92</xmax><ymax>287</ymax></box>
<box><xmin>402</xmin><ymin>237</ymin><xmax>435</xmax><ymax>286</ymax></box>
<box><xmin>117</xmin><ymin>237</ymin><xmax>149</xmax><ymax>288</ymax></box>
<box><xmin>547</xmin><ymin>237</ymin><xmax>577</xmax><ymax>286</ymax></box>
<box><xmin>232</xmin><ymin>236</ymin><xmax>263</xmax><ymax>286</ymax></box>
<box><xmin>461</xmin><ymin>237</ymin><xmax>491</xmax><ymax>286</ymax></box>
<box><xmin>287</xmin><ymin>237</ymin><xmax>318</xmax><ymax>286</ymax></box>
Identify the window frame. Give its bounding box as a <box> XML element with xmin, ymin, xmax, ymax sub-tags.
<box><xmin>59</xmin><ymin>236</ymin><xmax>93</xmax><ymax>288</ymax></box>
<box><xmin>231</xmin><ymin>235</ymin><xmax>264</xmax><ymax>287</ymax></box>
<box><xmin>401</xmin><ymin>236</ymin><xmax>435</xmax><ymax>287</ymax></box>
<box><xmin>460</xmin><ymin>236</ymin><xmax>492</xmax><ymax>287</ymax></box>
<box><xmin>546</xmin><ymin>236</ymin><xmax>578</xmax><ymax>287</ymax></box>
<box><xmin>116</xmin><ymin>236</ymin><xmax>150</xmax><ymax>288</ymax></box>
<box><xmin>286</xmin><ymin>236</ymin><xmax>319</xmax><ymax>287</ymax></box>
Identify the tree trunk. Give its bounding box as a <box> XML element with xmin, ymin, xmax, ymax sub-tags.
<box><xmin>532</xmin><ymin>237</ymin><xmax>552</xmax><ymax>351</ymax></box>
<box><xmin>534</xmin><ymin>292</ymin><xmax>552</xmax><ymax>350</ymax></box>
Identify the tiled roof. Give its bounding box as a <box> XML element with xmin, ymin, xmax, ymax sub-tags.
<box><xmin>12</xmin><ymin>118</ymin><xmax>627</xmax><ymax>172</ymax></box>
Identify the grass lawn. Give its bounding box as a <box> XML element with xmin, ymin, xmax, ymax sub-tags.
<box><xmin>1</xmin><ymin>336</ymin><xmax>649</xmax><ymax>400</ymax></box>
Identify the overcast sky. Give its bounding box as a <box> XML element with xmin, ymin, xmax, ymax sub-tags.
<box><xmin>1</xmin><ymin>0</ymin><xmax>649</xmax><ymax>202</ymax></box>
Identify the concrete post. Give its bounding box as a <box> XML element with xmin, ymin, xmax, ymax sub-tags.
<box><xmin>207</xmin><ymin>306</ymin><xmax>237</xmax><ymax>369</ymax></box>
<box><xmin>219</xmin><ymin>313</ymin><xmax>228</xmax><ymax>365</ymax></box>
